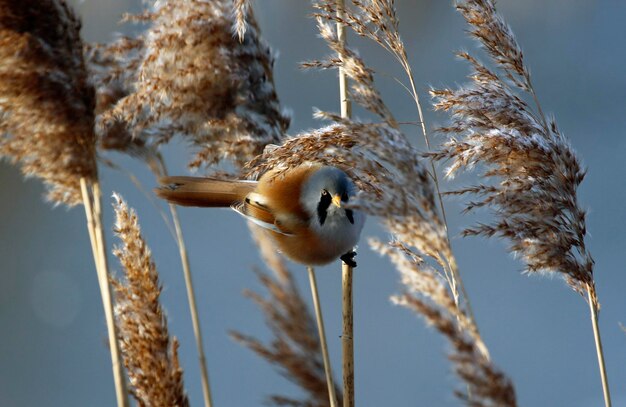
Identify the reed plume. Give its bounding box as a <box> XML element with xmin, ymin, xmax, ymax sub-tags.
<box><xmin>90</xmin><ymin>0</ymin><xmax>289</xmax><ymax>171</ymax></box>
<box><xmin>232</xmin><ymin>0</ymin><xmax>251</xmax><ymax>41</ymax></box>
<box><xmin>0</xmin><ymin>2</ymin><xmax>128</xmax><ymax>405</ymax></box>
<box><xmin>88</xmin><ymin>3</ymin><xmax>292</xmax><ymax>405</ymax></box>
<box><xmin>0</xmin><ymin>0</ymin><xmax>97</xmax><ymax>206</ymax></box>
<box><xmin>231</xmin><ymin>227</ymin><xmax>342</xmax><ymax>407</ymax></box>
<box><xmin>431</xmin><ymin>0</ymin><xmax>610</xmax><ymax>404</ymax></box>
<box><xmin>308</xmin><ymin>0</ymin><xmax>479</xmax><ymax>325</ymax></box>
<box><xmin>112</xmin><ymin>193</ymin><xmax>189</xmax><ymax>407</ymax></box>
<box><xmin>431</xmin><ymin>0</ymin><xmax>592</xmax><ymax>294</ymax></box>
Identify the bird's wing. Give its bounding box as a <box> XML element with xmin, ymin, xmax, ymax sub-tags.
<box><xmin>232</xmin><ymin>197</ymin><xmax>295</xmax><ymax>236</ymax></box>
<box><xmin>156</xmin><ymin>176</ymin><xmax>257</xmax><ymax>207</ymax></box>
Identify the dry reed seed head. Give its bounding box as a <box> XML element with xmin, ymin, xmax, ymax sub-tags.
<box><xmin>455</xmin><ymin>0</ymin><xmax>529</xmax><ymax>90</ymax></box>
<box><xmin>85</xmin><ymin>41</ymin><xmax>154</xmax><ymax>158</ymax></box>
<box><xmin>303</xmin><ymin>17</ymin><xmax>396</xmax><ymax>125</ymax></box>
<box><xmin>232</xmin><ymin>0</ymin><xmax>250</xmax><ymax>41</ymax></box>
<box><xmin>96</xmin><ymin>0</ymin><xmax>290</xmax><ymax>171</ymax></box>
<box><xmin>313</xmin><ymin>0</ymin><xmax>406</xmax><ymax>60</ymax></box>
<box><xmin>432</xmin><ymin>0</ymin><xmax>593</xmax><ymax>295</ymax></box>
<box><xmin>231</xmin><ymin>226</ymin><xmax>340</xmax><ymax>407</ymax></box>
<box><xmin>373</xmin><ymin>240</ymin><xmax>516</xmax><ymax>407</ymax></box>
<box><xmin>0</xmin><ymin>0</ymin><xmax>97</xmax><ymax>206</ymax></box>
<box><xmin>305</xmin><ymin>0</ymin><xmax>455</xmax><ymax>269</ymax></box>
<box><xmin>112</xmin><ymin>193</ymin><xmax>189</xmax><ymax>407</ymax></box>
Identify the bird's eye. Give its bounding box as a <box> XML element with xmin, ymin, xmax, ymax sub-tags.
<box><xmin>321</xmin><ymin>190</ymin><xmax>329</xmax><ymax>196</ymax></box>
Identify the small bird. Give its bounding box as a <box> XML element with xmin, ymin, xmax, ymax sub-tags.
<box><xmin>155</xmin><ymin>164</ymin><xmax>365</xmax><ymax>266</ymax></box>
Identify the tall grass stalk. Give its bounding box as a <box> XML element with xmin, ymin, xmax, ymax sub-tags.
<box><xmin>169</xmin><ymin>203</ymin><xmax>214</xmax><ymax>407</ymax></box>
<box><xmin>431</xmin><ymin>1</ymin><xmax>611</xmax><ymax>403</ymax></box>
<box><xmin>307</xmin><ymin>266</ymin><xmax>339</xmax><ymax>407</ymax></box>
<box><xmin>404</xmin><ymin>70</ymin><xmax>477</xmax><ymax>330</ymax></box>
<box><xmin>153</xmin><ymin>157</ymin><xmax>214</xmax><ymax>407</ymax></box>
<box><xmin>80</xmin><ymin>179</ymin><xmax>129</xmax><ymax>407</ymax></box>
<box><xmin>587</xmin><ymin>284</ymin><xmax>611</xmax><ymax>406</ymax></box>
<box><xmin>311</xmin><ymin>0</ymin><xmax>480</xmax><ymax>347</ymax></box>
<box><xmin>335</xmin><ymin>1</ymin><xmax>356</xmax><ymax>405</ymax></box>
<box><xmin>0</xmin><ymin>0</ymin><xmax>130</xmax><ymax>403</ymax></box>
<box><xmin>341</xmin><ymin>262</ymin><xmax>354</xmax><ymax>407</ymax></box>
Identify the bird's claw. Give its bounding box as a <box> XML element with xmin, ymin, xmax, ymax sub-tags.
<box><xmin>340</xmin><ymin>250</ymin><xmax>357</xmax><ymax>268</ymax></box>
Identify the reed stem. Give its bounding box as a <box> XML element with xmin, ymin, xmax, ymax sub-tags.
<box><xmin>336</xmin><ymin>1</ymin><xmax>355</xmax><ymax>405</ymax></box>
<box><xmin>307</xmin><ymin>266</ymin><xmax>338</xmax><ymax>407</ymax></box>
<box><xmin>154</xmin><ymin>157</ymin><xmax>214</xmax><ymax>407</ymax></box>
<box><xmin>405</xmin><ymin>70</ymin><xmax>476</xmax><ymax>329</ymax></box>
<box><xmin>80</xmin><ymin>178</ymin><xmax>129</xmax><ymax>407</ymax></box>
<box><xmin>169</xmin><ymin>203</ymin><xmax>214</xmax><ymax>407</ymax></box>
<box><xmin>586</xmin><ymin>283</ymin><xmax>611</xmax><ymax>407</ymax></box>
<box><xmin>341</xmin><ymin>262</ymin><xmax>354</xmax><ymax>407</ymax></box>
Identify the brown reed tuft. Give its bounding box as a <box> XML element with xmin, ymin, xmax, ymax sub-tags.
<box><xmin>0</xmin><ymin>0</ymin><xmax>97</xmax><ymax>206</ymax></box>
<box><xmin>431</xmin><ymin>0</ymin><xmax>593</xmax><ymax>297</ymax></box>
<box><xmin>432</xmin><ymin>1</ymin><xmax>611</xmax><ymax>404</ymax></box>
<box><xmin>313</xmin><ymin>0</ymin><xmax>409</xmax><ymax>76</ymax></box>
<box><xmin>372</xmin><ymin>240</ymin><xmax>517</xmax><ymax>406</ymax></box>
<box><xmin>231</xmin><ymin>227</ymin><xmax>341</xmax><ymax>406</ymax></box>
<box><xmin>233</xmin><ymin>0</ymin><xmax>251</xmax><ymax>42</ymax></box>
<box><xmin>308</xmin><ymin>0</ymin><xmax>481</xmax><ymax>326</ymax></box>
<box><xmin>90</xmin><ymin>0</ymin><xmax>290</xmax><ymax>171</ymax></box>
<box><xmin>112</xmin><ymin>194</ymin><xmax>189</xmax><ymax>407</ymax></box>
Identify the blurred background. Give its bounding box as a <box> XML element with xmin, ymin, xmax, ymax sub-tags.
<box><xmin>1</xmin><ymin>0</ymin><xmax>626</xmax><ymax>406</ymax></box>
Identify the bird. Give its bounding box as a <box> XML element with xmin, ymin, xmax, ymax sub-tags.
<box><xmin>155</xmin><ymin>164</ymin><xmax>365</xmax><ymax>267</ymax></box>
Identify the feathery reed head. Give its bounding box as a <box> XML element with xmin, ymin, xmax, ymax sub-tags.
<box><xmin>232</xmin><ymin>0</ymin><xmax>251</xmax><ymax>42</ymax></box>
<box><xmin>93</xmin><ymin>0</ymin><xmax>290</xmax><ymax>171</ymax></box>
<box><xmin>372</xmin><ymin>240</ymin><xmax>517</xmax><ymax>406</ymax></box>
<box><xmin>313</xmin><ymin>0</ymin><xmax>407</xmax><ymax>64</ymax></box>
<box><xmin>112</xmin><ymin>193</ymin><xmax>189</xmax><ymax>407</ymax></box>
<box><xmin>231</xmin><ymin>227</ymin><xmax>341</xmax><ymax>406</ymax></box>
<box><xmin>302</xmin><ymin>14</ymin><xmax>396</xmax><ymax>125</ymax></box>
<box><xmin>0</xmin><ymin>0</ymin><xmax>97</xmax><ymax>206</ymax></box>
<box><xmin>455</xmin><ymin>0</ymin><xmax>530</xmax><ymax>90</ymax></box>
<box><xmin>431</xmin><ymin>0</ymin><xmax>593</xmax><ymax>296</ymax></box>
<box><xmin>85</xmin><ymin>40</ymin><xmax>153</xmax><ymax>159</ymax></box>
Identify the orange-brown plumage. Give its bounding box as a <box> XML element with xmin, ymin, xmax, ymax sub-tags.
<box><xmin>256</xmin><ymin>165</ymin><xmax>316</xmax><ymax>221</ymax></box>
<box><xmin>156</xmin><ymin>176</ymin><xmax>255</xmax><ymax>207</ymax></box>
<box><xmin>156</xmin><ymin>164</ymin><xmax>364</xmax><ymax>266</ymax></box>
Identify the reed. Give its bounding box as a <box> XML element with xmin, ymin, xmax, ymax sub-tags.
<box><xmin>0</xmin><ymin>1</ymin><xmax>127</xmax><ymax>405</ymax></box>
<box><xmin>111</xmin><ymin>194</ymin><xmax>189</xmax><ymax>407</ymax></box>
<box><xmin>311</xmin><ymin>0</ymin><xmax>477</xmax><ymax>326</ymax></box>
<box><xmin>91</xmin><ymin>0</ymin><xmax>289</xmax><ymax>171</ymax></box>
<box><xmin>334</xmin><ymin>1</ymin><xmax>356</xmax><ymax>405</ymax></box>
<box><xmin>373</xmin><ymin>240</ymin><xmax>517</xmax><ymax>406</ymax></box>
<box><xmin>87</xmin><ymin>1</ymin><xmax>292</xmax><ymax>405</ymax></box>
<box><xmin>431</xmin><ymin>0</ymin><xmax>610</xmax><ymax>405</ymax></box>
<box><xmin>231</xmin><ymin>227</ymin><xmax>342</xmax><ymax>406</ymax></box>
<box><xmin>3</xmin><ymin>0</ymin><xmax>614</xmax><ymax>405</ymax></box>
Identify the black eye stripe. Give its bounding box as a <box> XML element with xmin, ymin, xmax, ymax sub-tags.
<box><xmin>345</xmin><ymin>209</ymin><xmax>354</xmax><ymax>224</ymax></box>
<box><xmin>317</xmin><ymin>191</ymin><xmax>332</xmax><ymax>225</ymax></box>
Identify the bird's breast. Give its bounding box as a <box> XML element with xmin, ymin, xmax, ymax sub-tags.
<box><xmin>269</xmin><ymin>210</ymin><xmax>364</xmax><ymax>266</ymax></box>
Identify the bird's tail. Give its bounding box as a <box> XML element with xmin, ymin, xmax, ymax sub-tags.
<box><xmin>155</xmin><ymin>176</ymin><xmax>257</xmax><ymax>207</ymax></box>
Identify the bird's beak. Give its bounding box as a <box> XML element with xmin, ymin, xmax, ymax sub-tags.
<box><xmin>332</xmin><ymin>194</ymin><xmax>342</xmax><ymax>208</ymax></box>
